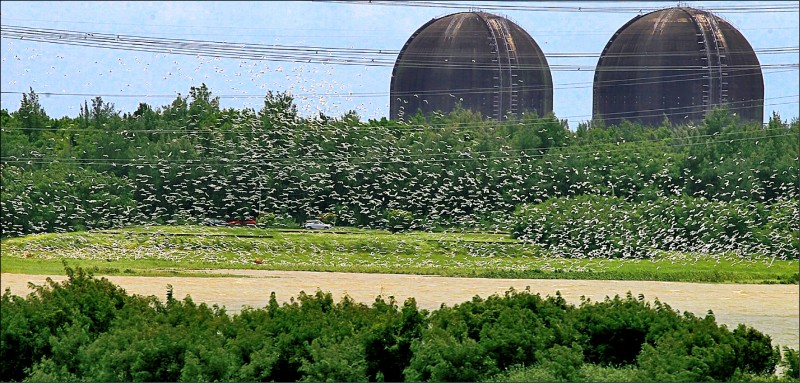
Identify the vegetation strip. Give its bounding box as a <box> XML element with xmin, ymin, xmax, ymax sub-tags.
<box><xmin>424</xmin><ymin>238</ymin><xmax>518</xmax><ymax>244</ymax></box>
<box><xmin>1</xmin><ymin>265</ymin><xmax>797</xmax><ymax>382</ymax></box>
<box><xmin>2</xmin><ymin>226</ymin><xmax>796</xmax><ymax>284</ymax></box>
<box><xmin>97</xmin><ymin>230</ymin><xmax>275</xmax><ymax>238</ymax></box>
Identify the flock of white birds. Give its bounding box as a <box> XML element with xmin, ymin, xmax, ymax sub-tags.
<box><xmin>3</xmin><ymin>94</ymin><xmax>797</xmax><ymax>271</ymax></box>
<box><xmin>1</xmin><ymin>2</ymin><xmax>797</xmax><ymax>272</ymax></box>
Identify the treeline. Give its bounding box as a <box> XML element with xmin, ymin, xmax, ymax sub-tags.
<box><xmin>2</xmin><ymin>265</ymin><xmax>798</xmax><ymax>382</ymax></box>
<box><xmin>1</xmin><ymin>86</ymin><xmax>798</xmax><ymax>243</ymax></box>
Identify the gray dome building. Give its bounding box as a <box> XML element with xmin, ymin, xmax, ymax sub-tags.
<box><xmin>593</xmin><ymin>7</ymin><xmax>764</xmax><ymax>127</ymax></box>
<box><xmin>390</xmin><ymin>12</ymin><xmax>553</xmax><ymax>121</ymax></box>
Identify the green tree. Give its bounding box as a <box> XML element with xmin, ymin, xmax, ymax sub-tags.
<box><xmin>13</xmin><ymin>88</ymin><xmax>49</xmax><ymax>140</ymax></box>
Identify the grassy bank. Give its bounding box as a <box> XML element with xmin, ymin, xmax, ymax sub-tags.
<box><xmin>1</xmin><ymin>225</ymin><xmax>797</xmax><ymax>284</ymax></box>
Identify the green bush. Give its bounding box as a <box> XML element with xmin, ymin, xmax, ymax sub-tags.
<box><xmin>386</xmin><ymin>209</ymin><xmax>414</xmax><ymax>233</ymax></box>
<box><xmin>318</xmin><ymin>212</ymin><xmax>337</xmax><ymax>225</ymax></box>
<box><xmin>1</xmin><ymin>166</ymin><xmax>138</xmax><ymax>237</ymax></box>
<box><xmin>256</xmin><ymin>212</ymin><xmax>298</xmax><ymax>228</ymax></box>
<box><xmin>362</xmin><ymin>297</ymin><xmax>427</xmax><ymax>382</ymax></box>
<box><xmin>534</xmin><ymin>343</ymin><xmax>586</xmax><ymax>381</ymax></box>
<box><xmin>405</xmin><ymin>328</ymin><xmax>499</xmax><ymax>382</ymax></box>
<box><xmin>487</xmin><ymin>362</ymin><xmax>642</xmax><ymax>382</ymax></box>
<box><xmin>512</xmin><ymin>195</ymin><xmax>634</xmax><ymax>258</ymax></box>
<box><xmin>0</xmin><ymin>264</ymin><xmax>133</xmax><ymax>381</ymax></box>
<box><xmin>636</xmin><ymin>330</ymin><xmax>737</xmax><ymax>382</ymax></box>
<box><xmin>512</xmin><ymin>195</ymin><xmax>798</xmax><ymax>259</ymax></box>
<box><xmin>256</xmin><ymin>212</ymin><xmax>278</xmax><ymax>226</ymax></box>
<box><xmin>0</xmin><ymin>266</ymin><xmax>785</xmax><ymax>382</ymax></box>
<box><xmin>299</xmin><ymin>335</ymin><xmax>368</xmax><ymax>382</ymax></box>
<box><xmin>781</xmin><ymin>347</ymin><xmax>800</xmax><ymax>380</ymax></box>
<box><xmin>732</xmin><ymin>324</ymin><xmax>781</xmax><ymax>375</ymax></box>
<box><xmin>571</xmin><ymin>293</ymin><xmax>683</xmax><ymax>366</ymax></box>
<box><xmin>635</xmin><ymin>311</ymin><xmax>782</xmax><ymax>382</ymax></box>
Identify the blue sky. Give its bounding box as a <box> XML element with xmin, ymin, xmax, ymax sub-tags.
<box><xmin>1</xmin><ymin>1</ymin><xmax>797</xmax><ymax>127</ymax></box>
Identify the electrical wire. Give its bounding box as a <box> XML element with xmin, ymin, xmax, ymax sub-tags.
<box><xmin>1</xmin><ymin>20</ymin><xmax>795</xmax><ymax>124</ymax></box>
<box><xmin>2</xmin><ymin>67</ymin><xmax>794</xmax><ymax>103</ymax></box>
<box><xmin>3</xmin><ymin>24</ymin><xmax>797</xmax><ymax>59</ymax></box>
<box><xmin>326</xmin><ymin>1</ymin><xmax>800</xmax><ymax>14</ymax></box>
<box><xmin>2</xmin><ymin>25</ymin><xmax>797</xmax><ymax>71</ymax></box>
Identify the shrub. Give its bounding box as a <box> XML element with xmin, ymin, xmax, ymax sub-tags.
<box><xmin>257</xmin><ymin>212</ymin><xmax>298</xmax><ymax>228</ymax></box>
<box><xmin>299</xmin><ymin>335</ymin><xmax>368</xmax><ymax>382</ymax></box>
<box><xmin>732</xmin><ymin>324</ymin><xmax>781</xmax><ymax>375</ymax></box>
<box><xmin>511</xmin><ymin>195</ymin><xmax>634</xmax><ymax>258</ymax></box>
<box><xmin>781</xmin><ymin>347</ymin><xmax>800</xmax><ymax>380</ymax></box>
<box><xmin>405</xmin><ymin>328</ymin><xmax>499</xmax><ymax>382</ymax></box>
<box><xmin>386</xmin><ymin>209</ymin><xmax>414</xmax><ymax>233</ymax></box>
<box><xmin>634</xmin><ymin>312</ymin><xmax>780</xmax><ymax>382</ymax></box>
<box><xmin>636</xmin><ymin>331</ymin><xmax>737</xmax><ymax>382</ymax></box>
<box><xmin>512</xmin><ymin>195</ymin><xmax>798</xmax><ymax>259</ymax></box>
<box><xmin>0</xmin><ymin>264</ymin><xmax>133</xmax><ymax>381</ymax></box>
<box><xmin>534</xmin><ymin>343</ymin><xmax>586</xmax><ymax>382</ymax></box>
<box><xmin>256</xmin><ymin>212</ymin><xmax>278</xmax><ymax>226</ymax></box>
<box><xmin>362</xmin><ymin>297</ymin><xmax>426</xmax><ymax>382</ymax></box>
<box><xmin>487</xmin><ymin>363</ymin><xmax>642</xmax><ymax>382</ymax></box>
<box><xmin>1</xmin><ymin>267</ymin><xmax>785</xmax><ymax>382</ymax></box>
<box><xmin>571</xmin><ymin>294</ymin><xmax>683</xmax><ymax>366</ymax></box>
<box><xmin>318</xmin><ymin>212</ymin><xmax>337</xmax><ymax>225</ymax></box>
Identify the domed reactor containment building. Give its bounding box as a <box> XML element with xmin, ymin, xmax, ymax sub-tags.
<box><xmin>593</xmin><ymin>7</ymin><xmax>764</xmax><ymax>127</ymax></box>
<box><xmin>390</xmin><ymin>12</ymin><xmax>553</xmax><ymax>121</ymax></box>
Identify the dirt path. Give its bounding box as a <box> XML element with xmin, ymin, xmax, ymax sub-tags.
<box><xmin>3</xmin><ymin>270</ymin><xmax>798</xmax><ymax>349</ymax></box>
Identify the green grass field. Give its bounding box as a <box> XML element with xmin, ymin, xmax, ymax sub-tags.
<box><xmin>1</xmin><ymin>225</ymin><xmax>797</xmax><ymax>284</ymax></box>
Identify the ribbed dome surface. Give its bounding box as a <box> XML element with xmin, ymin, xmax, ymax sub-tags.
<box><xmin>593</xmin><ymin>7</ymin><xmax>764</xmax><ymax>126</ymax></box>
<box><xmin>390</xmin><ymin>12</ymin><xmax>553</xmax><ymax>121</ymax></box>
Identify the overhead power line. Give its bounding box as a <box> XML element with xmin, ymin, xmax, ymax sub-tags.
<box><xmin>3</xmin><ymin>17</ymin><xmax>797</xmax><ymax>41</ymax></box>
<box><xmin>1</xmin><ymin>69</ymin><xmax>796</xmax><ymax>104</ymax></box>
<box><xmin>2</xmin><ymin>25</ymin><xmax>798</xmax><ymax>71</ymax></box>
<box><xmin>3</xmin><ymin>24</ymin><xmax>796</xmax><ymax>58</ymax></box>
<box><xmin>325</xmin><ymin>1</ymin><xmax>800</xmax><ymax>13</ymax></box>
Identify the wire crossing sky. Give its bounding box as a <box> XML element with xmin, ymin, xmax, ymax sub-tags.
<box><xmin>1</xmin><ymin>1</ymin><xmax>798</xmax><ymax>126</ymax></box>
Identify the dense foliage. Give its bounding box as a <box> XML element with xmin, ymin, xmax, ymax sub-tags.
<box><xmin>511</xmin><ymin>194</ymin><xmax>798</xmax><ymax>259</ymax></box>
<box><xmin>2</xmin><ymin>87</ymin><xmax>797</xmax><ymax>254</ymax></box>
<box><xmin>1</xmin><ymin>266</ymin><xmax>796</xmax><ymax>382</ymax></box>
